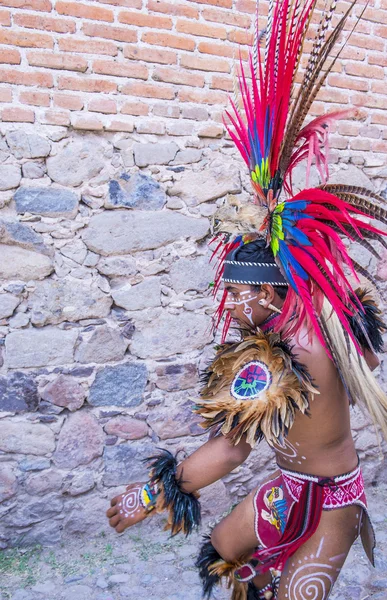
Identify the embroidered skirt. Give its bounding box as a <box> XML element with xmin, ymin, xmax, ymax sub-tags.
<box><xmin>235</xmin><ymin>463</ymin><xmax>375</xmax><ymax>582</ymax></box>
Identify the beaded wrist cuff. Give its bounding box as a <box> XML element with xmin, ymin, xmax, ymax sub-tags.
<box><xmin>140</xmin><ymin>481</ymin><xmax>159</xmax><ymax>513</ymax></box>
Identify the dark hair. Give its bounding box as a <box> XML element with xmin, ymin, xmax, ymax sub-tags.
<box><xmin>234</xmin><ymin>237</ymin><xmax>288</xmax><ymax>300</ymax></box>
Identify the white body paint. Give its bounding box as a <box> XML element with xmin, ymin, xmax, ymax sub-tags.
<box><xmin>118</xmin><ymin>485</ymin><xmax>142</xmax><ymax>519</ymax></box>
<box><xmin>225</xmin><ymin>291</ymin><xmax>259</xmax><ymax>326</ymax></box>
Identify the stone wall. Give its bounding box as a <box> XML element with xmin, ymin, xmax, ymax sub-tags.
<box><xmin>0</xmin><ymin>126</ymin><xmax>386</xmax><ymax>549</ymax></box>
<box><xmin>0</xmin><ymin>0</ymin><xmax>386</xmax><ymax>548</ymax></box>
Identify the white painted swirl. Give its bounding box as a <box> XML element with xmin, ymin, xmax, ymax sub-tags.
<box><xmin>121</xmin><ymin>486</ymin><xmax>141</xmax><ymax>518</ymax></box>
<box><xmin>288</xmin><ymin>563</ymin><xmax>334</xmax><ymax>600</ymax></box>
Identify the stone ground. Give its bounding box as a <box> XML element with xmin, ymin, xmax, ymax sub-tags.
<box><xmin>1</xmin><ymin>483</ymin><xmax>387</xmax><ymax>600</ymax></box>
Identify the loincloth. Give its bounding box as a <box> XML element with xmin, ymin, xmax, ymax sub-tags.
<box><xmin>235</xmin><ymin>463</ymin><xmax>375</xmax><ymax>582</ymax></box>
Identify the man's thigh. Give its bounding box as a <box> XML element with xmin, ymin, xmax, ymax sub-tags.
<box><xmin>277</xmin><ymin>504</ymin><xmax>362</xmax><ymax>600</ymax></box>
<box><xmin>211</xmin><ymin>469</ymin><xmax>281</xmax><ymax>562</ymax></box>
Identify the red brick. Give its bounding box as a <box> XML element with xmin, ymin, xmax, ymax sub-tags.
<box><xmin>352</xmin><ymin>93</ymin><xmax>385</xmax><ymax>110</ymax></box>
<box><xmin>153</xmin><ymin>102</ymin><xmax>180</xmax><ymax>118</ymax></box>
<box><xmin>345</xmin><ymin>63</ymin><xmax>384</xmax><ymax>80</ymax></box>
<box><xmin>350</xmin><ymin>138</ymin><xmax>371</xmax><ymax>151</ymax></box>
<box><xmin>371</xmin><ymin>80</ymin><xmax>387</xmax><ymax>95</ymax></box>
<box><xmin>368</xmin><ymin>53</ymin><xmax>387</xmax><ymax>67</ymax></box>
<box><xmin>0</xmin><ymin>68</ymin><xmax>53</xmax><ymax>87</ymax></box>
<box><xmin>82</xmin><ymin>23</ymin><xmax>137</xmax><ymax>43</ymax></box>
<box><xmin>198</xmin><ymin>123</ymin><xmax>224</xmax><ymax>137</ymax></box>
<box><xmin>0</xmin><ymin>9</ymin><xmax>10</xmax><ymax>25</ymax></box>
<box><xmin>93</xmin><ymin>59</ymin><xmax>148</xmax><ymax>79</ymax></box>
<box><xmin>180</xmin><ymin>54</ymin><xmax>230</xmax><ymax>73</ymax></box>
<box><xmin>121</xmin><ymin>81</ymin><xmax>175</xmax><ymax>100</ymax></box>
<box><xmin>118</xmin><ymin>11</ymin><xmax>173</xmax><ymax>29</ymax></box>
<box><xmin>124</xmin><ymin>45</ymin><xmax>177</xmax><ymax>65</ymax></box>
<box><xmin>337</xmin><ymin>122</ymin><xmax>361</xmax><ymax>137</ymax></box>
<box><xmin>148</xmin><ymin>0</ymin><xmax>198</xmax><ymax>18</ymax></box>
<box><xmin>359</xmin><ymin>125</ymin><xmax>381</xmax><ymax>139</ymax></box>
<box><xmin>317</xmin><ymin>89</ymin><xmax>349</xmax><ymax>104</ymax></box>
<box><xmin>329</xmin><ymin>135</ymin><xmax>348</xmax><ymax>150</ymax></box>
<box><xmin>227</xmin><ymin>29</ymin><xmax>253</xmax><ymax>45</ymax></box>
<box><xmin>2</xmin><ymin>107</ymin><xmax>35</xmax><ymax>122</ymax></box>
<box><xmin>121</xmin><ymin>101</ymin><xmax>149</xmax><ymax>116</ymax></box>
<box><xmin>176</xmin><ymin>19</ymin><xmax>227</xmax><ymax>39</ymax></box>
<box><xmin>53</xmin><ymin>93</ymin><xmax>84</xmax><ymax>110</ymax></box>
<box><xmin>105</xmin><ymin>119</ymin><xmax>134</xmax><ymax>132</ymax></box>
<box><xmin>89</xmin><ymin>98</ymin><xmax>117</xmax><ymax>114</ymax></box>
<box><xmin>72</xmin><ymin>115</ymin><xmax>104</xmax><ymax>131</ymax></box>
<box><xmin>153</xmin><ymin>66</ymin><xmax>205</xmax><ymax>87</ymax></box>
<box><xmin>0</xmin><ymin>48</ymin><xmax>21</xmax><ymax>64</ymax></box>
<box><xmin>58</xmin><ymin>38</ymin><xmax>118</xmax><ymax>56</ymax></box>
<box><xmin>236</xmin><ymin>0</ymin><xmax>262</xmax><ymax>13</ymax></box>
<box><xmin>142</xmin><ymin>32</ymin><xmax>195</xmax><ymax>51</ymax></box>
<box><xmin>136</xmin><ymin>120</ymin><xmax>165</xmax><ymax>135</ymax></box>
<box><xmin>19</xmin><ymin>90</ymin><xmax>50</xmax><ymax>107</ymax></box>
<box><xmin>0</xmin><ymin>30</ymin><xmax>53</xmax><ymax>49</ymax></box>
<box><xmin>198</xmin><ymin>40</ymin><xmax>248</xmax><ymax>60</ymax></box>
<box><xmin>340</xmin><ymin>46</ymin><xmax>366</xmax><ymax>61</ymax></box>
<box><xmin>56</xmin><ymin>1</ymin><xmax>114</xmax><ymax>22</ymax></box>
<box><xmin>28</xmin><ymin>51</ymin><xmax>88</xmax><ymax>72</ymax></box>
<box><xmin>167</xmin><ymin>120</ymin><xmax>195</xmax><ymax>136</ymax></box>
<box><xmin>95</xmin><ymin>0</ymin><xmax>141</xmax><ymax>6</ymax></box>
<box><xmin>0</xmin><ymin>0</ymin><xmax>51</xmax><ymax>10</ymax></box>
<box><xmin>328</xmin><ymin>74</ymin><xmax>368</xmax><ymax>92</ymax></box>
<box><xmin>181</xmin><ymin>105</ymin><xmax>209</xmax><ymax>120</ymax></box>
<box><xmin>43</xmin><ymin>110</ymin><xmax>70</xmax><ymax>126</ymax></box>
<box><xmin>349</xmin><ymin>33</ymin><xmax>384</xmax><ymax>52</ymax></box>
<box><xmin>14</xmin><ymin>14</ymin><xmax>76</xmax><ymax>34</ymax></box>
<box><xmin>210</xmin><ymin>74</ymin><xmax>233</xmax><ymax>91</ymax></box>
<box><xmin>178</xmin><ymin>88</ymin><xmax>228</xmax><ymax>105</ymax></box>
<box><xmin>58</xmin><ymin>76</ymin><xmax>117</xmax><ymax>93</ymax></box>
<box><xmin>372</xmin><ymin>141</ymin><xmax>387</xmax><ymax>153</ymax></box>
<box><xmin>188</xmin><ymin>0</ymin><xmax>231</xmax><ymax>6</ymax></box>
<box><xmin>371</xmin><ymin>112</ymin><xmax>387</xmax><ymax>126</ymax></box>
<box><xmin>0</xmin><ymin>87</ymin><xmax>11</xmax><ymax>102</ymax></box>
<box><xmin>202</xmin><ymin>7</ymin><xmax>251</xmax><ymax>27</ymax></box>
<box><xmin>374</xmin><ymin>23</ymin><xmax>387</xmax><ymax>36</ymax></box>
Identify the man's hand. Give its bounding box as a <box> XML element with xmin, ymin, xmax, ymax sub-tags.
<box><xmin>106</xmin><ymin>482</ymin><xmax>152</xmax><ymax>533</ymax></box>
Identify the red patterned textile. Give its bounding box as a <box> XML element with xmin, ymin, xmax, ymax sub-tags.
<box><xmin>235</xmin><ymin>463</ymin><xmax>369</xmax><ymax>582</ymax></box>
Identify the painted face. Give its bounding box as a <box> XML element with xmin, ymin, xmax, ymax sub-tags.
<box><xmin>224</xmin><ymin>283</ymin><xmax>268</xmax><ymax>327</ymax></box>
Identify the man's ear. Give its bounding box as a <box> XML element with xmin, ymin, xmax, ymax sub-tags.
<box><xmin>260</xmin><ymin>284</ymin><xmax>275</xmax><ymax>304</ymax></box>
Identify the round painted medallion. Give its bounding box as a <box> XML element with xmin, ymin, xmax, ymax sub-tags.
<box><xmin>231</xmin><ymin>361</ymin><xmax>272</xmax><ymax>401</ymax></box>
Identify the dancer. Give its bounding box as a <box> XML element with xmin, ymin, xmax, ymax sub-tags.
<box><xmin>107</xmin><ymin>0</ymin><xmax>387</xmax><ymax>598</ymax></box>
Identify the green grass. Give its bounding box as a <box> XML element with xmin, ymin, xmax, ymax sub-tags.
<box><xmin>0</xmin><ymin>545</ymin><xmax>43</xmax><ymax>595</ymax></box>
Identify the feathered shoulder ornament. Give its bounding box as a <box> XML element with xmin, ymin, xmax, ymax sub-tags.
<box><xmin>195</xmin><ymin>330</ymin><xmax>318</xmax><ymax>447</ymax></box>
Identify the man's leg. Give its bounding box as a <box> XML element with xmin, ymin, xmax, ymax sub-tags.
<box><xmin>205</xmin><ymin>473</ymin><xmax>282</xmax><ymax>594</ymax></box>
<box><xmin>277</xmin><ymin>504</ymin><xmax>362</xmax><ymax>600</ymax></box>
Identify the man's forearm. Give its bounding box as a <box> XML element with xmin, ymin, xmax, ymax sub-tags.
<box><xmin>175</xmin><ymin>434</ymin><xmax>252</xmax><ymax>494</ymax></box>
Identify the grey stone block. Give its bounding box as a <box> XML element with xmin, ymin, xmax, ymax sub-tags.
<box><xmin>14</xmin><ymin>187</ymin><xmax>78</xmax><ymax>217</ymax></box>
<box><xmin>89</xmin><ymin>362</ymin><xmax>148</xmax><ymax>408</ymax></box>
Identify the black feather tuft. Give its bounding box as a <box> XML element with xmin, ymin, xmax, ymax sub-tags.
<box><xmin>348</xmin><ymin>288</ymin><xmax>386</xmax><ymax>353</ymax></box>
<box><xmin>195</xmin><ymin>534</ymin><xmax>223</xmax><ymax>599</ymax></box>
<box><xmin>146</xmin><ymin>450</ymin><xmax>201</xmax><ymax>536</ymax></box>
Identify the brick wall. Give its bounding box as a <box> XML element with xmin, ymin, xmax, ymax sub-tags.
<box><xmin>0</xmin><ymin>0</ymin><xmax>386</xmax><ymax>160</ymax></box>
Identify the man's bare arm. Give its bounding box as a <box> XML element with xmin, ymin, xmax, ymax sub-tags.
<box><xmin>107</xmin><ymin>433</ymin><xmax>252</xmax><ymax>533</ymax></box>
<box><xmin>176</xmin><ymin>433</ymin><xmax>252</xmax><ymax>493</ymax></box>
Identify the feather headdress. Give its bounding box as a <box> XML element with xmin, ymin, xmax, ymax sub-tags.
<box><xmin>212</xmin><ymin>0</ymin><xmax>387</xmax><ymax>356</ymax></box>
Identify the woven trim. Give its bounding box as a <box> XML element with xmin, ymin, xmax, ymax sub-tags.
<box><xmin>279</xmin><ymin>463</ymin><xmax>361</xmax><ymax>484</ymax></box>
<box><xmin>223</xmin><ymin>277</ymin><xmax>289</xmax><ymax>286</ymax></box>
<box><xmin>224</xmin><ymin>260</ymin><xmax>278</xmax><ymax>267</ymax></box>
